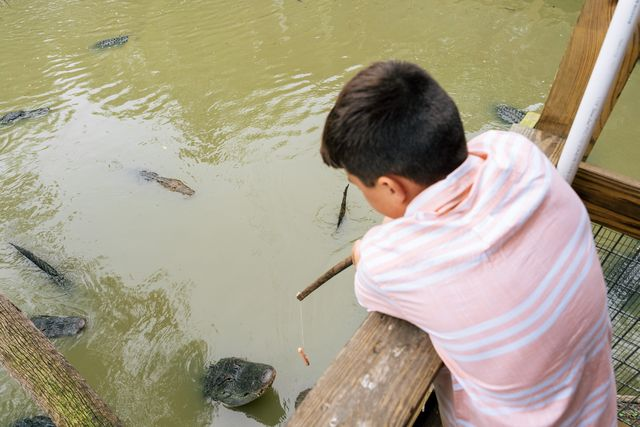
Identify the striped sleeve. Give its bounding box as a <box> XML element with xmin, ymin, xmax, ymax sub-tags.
<box><xmin>354</xmin><ymin>226</ymin><xmax>407</xmax><ymax>319</ymax></box>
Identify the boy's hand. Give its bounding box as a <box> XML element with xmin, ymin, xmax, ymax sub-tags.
<box><xmin>352</xmin><ymin>239</ymin><xmax>361</xmax><ymax>268</ymax></box>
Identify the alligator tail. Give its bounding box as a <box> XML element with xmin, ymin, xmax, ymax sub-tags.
<box><xmin>10</xmin><ymin>243</ymin><xmax>69</xmax><ymax>287</ymax></box>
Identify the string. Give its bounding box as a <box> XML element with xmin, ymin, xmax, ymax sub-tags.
<box><xmin>299</xmin><ymin>303</ymin><xmax>305</xmax><ymax>348</ymax></box>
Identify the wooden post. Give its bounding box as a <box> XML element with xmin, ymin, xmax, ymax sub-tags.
<box><xmin>0</xmin><ymin>293</ymin><xmax>123</xmax><ymax>427</ymax></box>
<box><xmin>535</xmin><ymin>0</ymin><xmax>640</xmax><ymax>157</ymax></box>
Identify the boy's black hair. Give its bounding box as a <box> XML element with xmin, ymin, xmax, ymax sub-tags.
<box><xmin>321</xmin><ymin>61</ymin><xmax>467</xmax><ymax>187</ymax></box>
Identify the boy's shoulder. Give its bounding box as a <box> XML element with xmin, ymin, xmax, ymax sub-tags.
<box><xmin>469</xmin><ymin>129</ymin><xmax>550</xmax><ymax>177</ymax></box>
<box><xmin>468</xmin><ymin>129</ymin><xmax>538</xmax><ymax>151</ymax></box>
<box><xmin>359</xmin><ymin>216</ymin><xmax>440</xmax><ymax>264</ymax></box>
<box><xmin>358</xmin><ymin>130</ymin><xmax>552</xmax><ymax>267</ymax></box>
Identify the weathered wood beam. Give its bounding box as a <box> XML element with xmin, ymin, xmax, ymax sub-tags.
<box><xmin>288</xmin><ymin>312</ymin><xmax>442</xmax><ymax>426</ymax></box>
<box><xmin>0</xmin><ymin>293</ymin><xmax>123</xmax><ymax>427</ymax></box>
<box><xmin>511</xmin><ymin>125</ymin><xmax>640</xmax><ymax>240</ymax></box>
<box><xmin>573</xmin><ymin>163</ymin><xmax>640</xmax><ymax>240</ymax></box>
<box><xmin>535</xmin><ymin>0</ymin><xmax>640</xmax><ymax>157</ymax></box>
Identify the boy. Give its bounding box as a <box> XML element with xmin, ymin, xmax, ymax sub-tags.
<box><xmin>320</xmin><ymin>61</ymin><xmax>616</xmax><ymax>426</ymax></box>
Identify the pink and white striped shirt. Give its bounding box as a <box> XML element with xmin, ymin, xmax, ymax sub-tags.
<box><xmin>354</xmin><ymin>131</ymin><xmax>616</xmax><ymax>426</ymax></box>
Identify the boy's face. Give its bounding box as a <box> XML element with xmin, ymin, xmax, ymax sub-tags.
<box><xmin>347</xmin><ymin>173</ymin><xmax>409</xmax><ymax>219</ymax></box>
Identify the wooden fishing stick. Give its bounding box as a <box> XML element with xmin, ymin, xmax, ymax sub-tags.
<box><xmin>296</xmin><ymin>255</ymin><xmax>353</xmax><ymax>301</ymax></box>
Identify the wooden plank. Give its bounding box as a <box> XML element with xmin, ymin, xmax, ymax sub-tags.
<box><xmin>509</xmin><ymin>125</ymin><xmax>565</xmax><ymax>163</ymax></box>
<box><xmin>573</xmin><ymin>162</ymin><xmax>640</xmax><ymax>240</ymax></box>
<box><xmin>535</xmin><ymin>0</ymin><xmax>640</xmax><ymax>157</ymax></box>
<box><xmin>288</xmin><ymin>312</ymin><xmax>443</xmax><ymax>426</ymax></box>
<box><xmin>0</xmin><ymin>293</ymin><xmax>123</xmax><ymax>426</ymax></box>
<box><xmin>511</xmin><ymin>125</ymin><xmax>640</xmax><ymax>240</ymax></box>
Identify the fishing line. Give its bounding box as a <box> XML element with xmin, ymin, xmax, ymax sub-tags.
<box><xmin>299</xmin><ymin>302</ymin><xmax>305</xmax><ymax>348</ymax></box>
<box><xmin>297</xmin><ymin>303</ymin><xmax>310</xmax><ymax>365</ymax></box>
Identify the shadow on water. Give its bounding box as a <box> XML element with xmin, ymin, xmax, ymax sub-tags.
<box><xmin>228</xmin><ymin>388</ymin><xmax>287</xmax><ymax>426</ymax></box>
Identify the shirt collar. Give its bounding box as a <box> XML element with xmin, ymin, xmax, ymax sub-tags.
<box><xmin>405</xmin><ymin>152</ymin><xmax>485</xmax><ymax>217</ymax></box>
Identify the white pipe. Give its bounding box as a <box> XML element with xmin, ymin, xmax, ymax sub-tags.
<box><xmin>556</xmin><ymin>0</ymin><xmax>640</xmax><ymax>184</ymax></box>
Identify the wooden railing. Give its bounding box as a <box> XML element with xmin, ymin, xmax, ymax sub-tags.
<box><xmin>288</xmin><ymin>313</ymin><xmax>442</xmax><ymax>426</ymax></box>
<box><xmin>511</xmin><ymin>125</ymin><xmax>640</xmax><ymax>240</ymax></box>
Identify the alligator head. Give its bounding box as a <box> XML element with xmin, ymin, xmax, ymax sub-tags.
<box><xmin>203</xmin><ymin>357</ymin><xmax>276</xmax><ymax>407</ymax></box>
<box><xmin>31</xmin><ymin>315</ymin><xmax>86</xmax><ymax>338</ymax></box>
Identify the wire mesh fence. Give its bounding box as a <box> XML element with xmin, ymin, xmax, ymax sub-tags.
<box><xmin>593</xmin><ymin>224</ymin><xmax>640</xmax><ymax>426</ymax></box>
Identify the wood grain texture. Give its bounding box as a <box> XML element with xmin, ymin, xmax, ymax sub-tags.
<box><xmin>0</xmin><ymin>293</ymin><xmax>123</xmax><ymax>427</ymax></box>
<box><xmin>288</xmin><ymin>312</ymin><xmax>442</xmax><ymax>426</ymax></box>
<box><xmin>535</xmin><ymin>0</ymin><xmax>640</xmax><ymax>157</ymax></box>
<box><xmin>510</xmin><ymin>125</ymin><xmax>640</xmax><ymax>240</ymax></box>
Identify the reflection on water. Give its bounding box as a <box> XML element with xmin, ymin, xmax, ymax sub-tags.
<box><xmin>0</xmin><ymin>0</ymin><xmax>637</xmax><ymax>425</ymax></box>
<box><xmin>229</xmin><ymin>388</ymin><xmax>287</xmax><ymax>426</ymax></box>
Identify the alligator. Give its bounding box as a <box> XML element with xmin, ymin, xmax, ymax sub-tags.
<box><xmin>336</xmin><ymin>184</ymin><xmax>349</xmax><ymax>230</ymax></box>
<box><xmin>203</xmin><ymin>357</ymin><xmax>276</xmax><ymax>407</ymax></box>
<box><xmin>9</xmin><ymin>243</ymin><xmax>71</xmax><ymax>288</ymax></box>
<box><xmin>92</xmin><ymin>35</ymin><xmax>129</xmax><ymax>49</ymax></box>
<box><xmin>140</xmin><ymin>170</ymin><xmax>195</xmax><ymax>196</ymax></box>
<box><xmin>295</xmin><ymin>387</ymin><xmax>311</xmax><ymax>409</ymax></box>
<box><xmin>495</xmin><ymin>104</ymin><xmax>527</xmax><ymax>125</ymax></box>
<box><xmin>11</xmin><ymin>416</ymin><xmax>55</xmax><ymax>427</ymax></box>
<box><xmin>31</xmin><ymin>315</ymin><xmax>86</xmax><ymax>338</ymax></box>
<box><xmin>0</xmin><ymin>108</ymin><xmax>49</xmax><ymax>125</ymax></box>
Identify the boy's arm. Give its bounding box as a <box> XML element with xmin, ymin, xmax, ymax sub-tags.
<box><xmin>352</xmin><ymin>217</ymin><xmax>392</xmax><ymax>268</ymax></box>
<box><xmin>352</xmin><ymin>222</ymin><xmax>405</xmax><ymax>319</ymax></box>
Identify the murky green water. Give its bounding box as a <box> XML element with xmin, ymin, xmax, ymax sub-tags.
<box><xmin>0</xmin><ymin>0</ymin><xmax>637</xmax><ymax>425</ymax></box>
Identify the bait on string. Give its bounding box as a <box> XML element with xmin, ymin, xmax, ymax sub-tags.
<box><xmin>298</xmin><ymin>303</ymin><xmax>310</xmax><ymax>366</ymax></box>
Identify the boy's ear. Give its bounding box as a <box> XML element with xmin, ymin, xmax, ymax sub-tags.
<box><xmin>376</xmin><ymin>175</ymin><xmax>408</xmax><ymax>202</ymax></box>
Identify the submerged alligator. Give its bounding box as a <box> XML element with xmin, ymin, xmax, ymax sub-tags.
<box><xmin>203</xmin><ymin>357</ymin><xmax>276</xmax><ymax>407</ymax></box>
<box><xmin>11</xmin><ymin>416</ymin><xmax>55</xmax><ymax>427</ymax></box>
<box><xmin>495</xmin><ymin>104</ymin><xmax>527</xmax><ymax>125</ymax></box>
<box><xmin>140</xmin><ymin>170</ymin><xmax>196</xmax><ymax>196</ymax></box>
<box><xmin>10</xmin><ymin>243</ymin><xmax>71</xmax><ymax>288</ymax></box>
<box><xmin>0</xmin><ymin>108</ymin><xmax>49</xmax><ymax>125</ymax></box>
<box><xmin>92</xmin><ymin>35</ymin><xmax>129</xmax><ymax>49</ymax></box>
<box><xmin>336</xmin><ymin>184</ymin><xmax>349</xmax><ymax>230</ymax></box>
<box><xmin>295</xmin><ymin>387</ymin><xmax>311</xmax><ymax>409</ymax></box>
<box><xmin>31</xmin><ymin>315</ymin><xmax>86</xmax><ymax>338</ymax></box>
